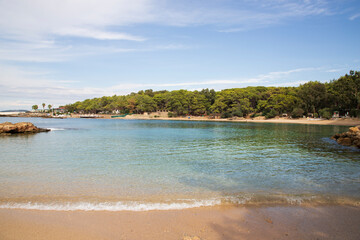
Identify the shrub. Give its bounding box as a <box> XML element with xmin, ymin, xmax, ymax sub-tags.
<box><xmin>265</xmin><ymin>109</ymin><xmax>279</xmax><ymax>119</ymax></box>
<box><xmin>220</xmin><ymin>112</ymin><xmax>232</xmax><ymax>118</ymax></box>
<box><xmin>349</xmin><ymin>109</ymin><xmax>360</xmax><ymax>117</ymax></box>
<box><xmin>291</xmin><ymin>108</ymin><xmax>304</xmax><ymax>118</ymax></box>
<box><xmin>232</xmin><ymin>109</ymin><xmax>243</xmax><ymax>117</ymax></box>
<box><xmin>168</xmin><ymin>112</ymin><xmax>177</xmax><ymax>118</ymax></box>
<box><xmin>319</xmin><ymin>108</ymin><xmax>332</xmax><ymax>119</ymax></box>
<box><xmin>250</xmin><ymin>113</ymin><xmax>262</xmax><ymax>118</ymax></box>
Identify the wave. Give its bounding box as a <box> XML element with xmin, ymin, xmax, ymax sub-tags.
<box><xmin>1</xmin><ymin>194</ymin><xmax>358</xmax><ymax>212</ymax></box>
<box><xmin>0</xmin><ymin>199</ymin><xmax>221</xmax><ymax>211</ymax></box>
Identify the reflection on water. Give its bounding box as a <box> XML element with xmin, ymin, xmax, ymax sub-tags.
<box><xmin>0</xmin><ymin>117</ymin><xmax>359</xmax><ymax>209</ymax></box>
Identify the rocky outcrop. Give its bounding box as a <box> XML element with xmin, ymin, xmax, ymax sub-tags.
<box><xmin>332</xmin><ymin>125</ymin><xmax>360</xmax><ymax>148</ymax></box>
<box><xmin>0</xmin><ymin>122</ymin><xmax>50</xmax><ymax>135</ymax></box>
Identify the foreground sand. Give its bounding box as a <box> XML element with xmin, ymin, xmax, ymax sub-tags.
<box><xmin>1</xmin><ymin>206</ymin><xmax>359</xmax><ymax>240</ymax></box>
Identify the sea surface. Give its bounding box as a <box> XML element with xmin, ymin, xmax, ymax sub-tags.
<box><xmin>0</xmin><ymin>117</ymin><xmax>359</xmax><ymax>211</ymax></box>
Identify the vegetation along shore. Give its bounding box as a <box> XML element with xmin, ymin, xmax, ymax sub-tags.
<box><xmin>64</xmin><ymin>71</ymin><xmax>360</xmax><ymax>120</ymax></box>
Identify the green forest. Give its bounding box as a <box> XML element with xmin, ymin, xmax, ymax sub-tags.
<box><xmin>65</xmin><ymin>70</ymin><xmax>360</xmax><ymax>119</ymax></box>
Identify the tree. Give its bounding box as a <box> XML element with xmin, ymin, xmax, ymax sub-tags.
<box><xmin>189</xmin><ymin>92</ymin><xmax>207</xmax><ymax>115</ymax></box>
<box><xmin>154</xmin><ymin>92</ymin><xmax>169</xmax><ymax>111</ymax></box>
<box><xmin>297</xmin><ymin>81</ymin><xmax>326</xmax><ymax>115</ymax></box>
<box><xmin>136</xmin><ymin>94</ymin><xmax>156</xmax><ymax>113</ymax></box>
<box><xmin>127</xmin><ymin>97</ymin><xmax>137</xmax><ymax>113</ymax></box>
<box><xmin>319</xmin><ymin>108</ymin><xmax>332</xmax><ymax>119</ymax></box>
<box><xmin>167</xmin><ymin>90</ymin><xmax>191</xmax><ymax>115</ymax></box>
<box><xmin>48</xmin><ymin>104</ymin><xmax>52</xmax><ymax>111</ymax></box>
<box><xmin>42</xmin><ymin>103</ymin><xmax>46</xmax><ymax>110</ymax></box>
<box><xmin>265</xmin><ymin>109</ymin><xmax>279</xmax><ymax>119</ymax></box>
<box><xmin>32</xmin><ymin>105</ymin><xmax>38</xmax><ymax>111</ymax></box>
<box><xmin>291</xmin><ymin>108</ymin><xmax>304</xmax><ymax>118</ymax></box>
<box><xmin>231</xmin><ymin>98</ymin><xmax>253</xmax><ymax>117</ymax></box>
<box><xmin>200</xmin><ymin>88</ymin><xmax>216</xmax><ymax>113</ymax></box>
<box><xmin>210</xmin><ymin>95</ymin><xmax>227</xmax><ymax>114</ymax></box>
<box><xmin>62</xmin><ymin>70</ymin><xmax>360</xmax><ymax>118</ymax></box>
<box><xmin>327</xmin><ymin>71</ymin><xmax>360</xmax><ymax>113</ymax></box>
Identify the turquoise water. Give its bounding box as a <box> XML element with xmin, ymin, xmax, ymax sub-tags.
<box><xmin>0</xmin><ymin>117</ymin><xmax>359</xmax><ymax>211</ymax></box>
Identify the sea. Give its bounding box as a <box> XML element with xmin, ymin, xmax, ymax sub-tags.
<box><xmin>0</xmin><ymin>117</ymin><xmax>359</xmax><ymax>211</ymax></box>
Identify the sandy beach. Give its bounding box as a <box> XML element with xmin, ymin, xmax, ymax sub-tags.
<box><xmin>1</xmin><ymin>206</ymin><xmax>359</xmax><ymax>240</ymax></box>
<box><xmin>98</xmin><ymin>114</ymin><xmax>360</xmax><ymax>126</ymax></box>
<box><xmin>2</xmin><ymin>112</ymin><xmax>360</xmax><ymax>126</ymax></box>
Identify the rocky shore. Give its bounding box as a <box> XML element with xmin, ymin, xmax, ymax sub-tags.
<box><xmin>0</xmin><ymin>122</ymin><xmax>50</xmax><ymax>135</ymax></box>
<box><xmin>332</xmin><ymin>125</ymin><xmax>360</xmax><ymax>148</ymax></box>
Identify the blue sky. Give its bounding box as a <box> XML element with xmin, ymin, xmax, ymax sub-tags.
<box><xmin>0</xmin><ymin>0</ymin><xmax>359</xmax><ymax>110</ymax></box>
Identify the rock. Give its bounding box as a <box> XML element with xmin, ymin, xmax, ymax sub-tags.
<box><xmin>337</xmin><ymin>137</ymin><xmax>352</xmax><ymax>146</ymax></box>
<box><xmin>331</xmin><ymin>133</ymin><xmax>341</xmax><ymax>140</ymax></box>
<box><xmin>0</xmin><ymin>122</ymin><xmax>50</xmax><ymax>135</ymax></box>
<box><xmin>332</xmin><ymin>125</ymin><xmax>360</xmax><ymax>148</ymax></box>
<box><xmin>265</xmin><ymin>218</ymin><xmax>273</xmax><ymax>224</ymax></box>
<box><xmin>349</xmin><ymin>127</ymin><xmax>360</xmax><ymax>133</ymax></box>
<box><xmin>340</xmin><ymin>132</ymin><xmax>348</xmax><ymax>138</ymax></box>
<box><xmin>353</xmin><ymin>139</ymin><xmax>360</xmax><ymax>147</ymax></box>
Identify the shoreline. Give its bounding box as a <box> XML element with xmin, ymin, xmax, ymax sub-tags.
<box><xmin>81</xmin><ymin>114</ymin><xmax>360</xmax><ymax>126</ymax></box>
<box><xmin>1</xmin><ymin>205</ymin><xmax>359</xmax><ymax>240</ymax></box>
<box><xmin>109</xmin><ymin>116</ymin><xmax>360</xmax><ymax>126</ymax></box>
<box><xmin>2</xmin><ymin>113</ymin><xmax>360</xmax><ymax>126</ymax></box>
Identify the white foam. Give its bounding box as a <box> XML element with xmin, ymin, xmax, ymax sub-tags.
<box><xmin>48</xmin><ymin>128</ymin><xmax>65</xmax><ymax>131</ymax></box>
<box><xmin>225</xmin><ymin>194</ymin><xmax>253</xmax><ymax>204</ymax></box>
<box><xmin>0</xmin><ymin>199</ymin><xmax>221</xmax><ymax>212</ymax></box>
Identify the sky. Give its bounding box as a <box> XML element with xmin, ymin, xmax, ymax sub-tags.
<box><xmin>0</xmin><ymin>0</ymin><xmax>359</xmax><ymax>110</ymax></box>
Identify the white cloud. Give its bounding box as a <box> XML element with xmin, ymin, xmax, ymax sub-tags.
<box><xmin>0</xmin><ymin>64</ymin><xmax>112</xmax><ymax>109</ymax></box>
<box><xmin>0</xmin><ymin>0</ymin><xmax>330</xmax><ymax>42</ymax></box>
<box><xmin>0</xmin><ymin>0</ymin><xmax>332</xmax><ymax>63</ymax></box>
<box><xmin>268</xmin><ymin>80</ymin><xmax>309</xmax><ymax>87</ymax></box>
<box><xmin>326</xmin><ymin>68</ymin><xmax>344</xmax><ymax>73</ymax></box>
<box><xmin>215</xmin><ymin>0</ymin><xmax>329</xmax><ymax>32</ymax></box>
<box><xmin>54</xmin><ymin>28</ymin><xmax>146</xmax><ymax>41</ymax></box>
<box><xmin>349</xmin><ymin>13</ymin><xmax>360</xmax><ymax>20</ymax></box>
<box><xmin>0</xmin><ymin>0</ymin><xmax>152</xmax><ymax>42</ymax></box>
<box><xmin>0</xmin><ymin>64</ymin><xmax>325</xmax><ymax>110</ymax></box>
<box><xmin>0</xmin><ymin>41</ymin><xmax>71</xmax><ymax>62</ymax></box>
<box><xmin>0</xmin><ymin>40</ymin><xmax>189</xmax><ymax>62</ymax></box>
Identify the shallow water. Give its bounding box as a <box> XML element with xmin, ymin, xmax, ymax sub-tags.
<box><xmin>0</xmin><ymin>117</ymin><xmax>359</xmax><ymax>211</ymax></box>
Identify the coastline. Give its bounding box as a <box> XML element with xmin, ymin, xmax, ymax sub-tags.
<box><xmin>94</xmin><ymin>114</ymin><xmax>360</xmax><ymax>126</ymax></box>
<box><xmin>2</xmin><ymin>113</ymin><xmax>360</xmax><ymax>126</ymax></box>
<box><xmin>1</xmin><ymin>205</ymin><xmax>359</xmax><ymax>240</ymax></box>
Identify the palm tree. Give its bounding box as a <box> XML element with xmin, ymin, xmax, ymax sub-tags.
<box><xmin>32</xmin><ymin>105</ymin><xmax>38</xmax><ymax>111</ymax></box>
<box><xmin>42</xmin><ymin>103</ymin><xmax>46</xmax><ymax>112</ymax></box>
<box><xmin>48</xmin><ymin>104</ymin><xmax>52</xmax><ymax>114</ymax></box>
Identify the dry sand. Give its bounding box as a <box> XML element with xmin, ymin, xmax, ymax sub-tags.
<box><xmin>1</xmin><ymin>206</ymin><xmax>359</xmax><ymax>240</ymax></box>
<box><xmin>99</xmin><ymin>114</ymin><xmax>360</xmax><ymax>126</ymax></box>
<box><xmin>5</xmin><ymin>112</ymin><xmax>359</xmax><ymax>126</ymax></box>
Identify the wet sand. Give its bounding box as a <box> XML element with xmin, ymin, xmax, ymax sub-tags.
<box><xmin>1</xmin><ymin>206</ymin><xmax>360</xmax><ymax>240</ymax></box>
